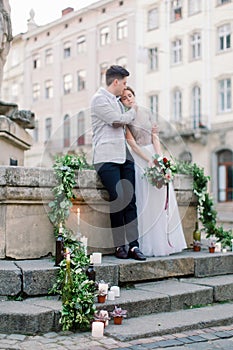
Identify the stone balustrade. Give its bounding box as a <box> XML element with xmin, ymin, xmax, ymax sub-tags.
<box><xmin>0</xmin><ymin>166</ymin><xmax>197</xmax><ymax>260</ymax></box>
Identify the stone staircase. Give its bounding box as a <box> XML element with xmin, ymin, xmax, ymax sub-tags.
<box><xmin>1</xmin><ymin>250</ymin><xmax>233</xmax><ymax>339</ymax></box>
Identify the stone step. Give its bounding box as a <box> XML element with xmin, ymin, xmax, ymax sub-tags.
<box><xmin>1</xmin><ymin>274</ymin><xmax>233</xmax><ymax>335</ymax></box>
<box><xmin>105</xmin><ymin>302</ymin><xmax>233</xmax><ymax>342</ymax></box>
<box><xmin>1</xmin><ymin>250</ymin><xmax>233</xmax><ymax>297</ymax></box>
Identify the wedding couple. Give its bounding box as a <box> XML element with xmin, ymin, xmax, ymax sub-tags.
<box><xmin>91</xmin><ymin>65</ymin><xmax>187</xmax><ymax>260</ymax></box>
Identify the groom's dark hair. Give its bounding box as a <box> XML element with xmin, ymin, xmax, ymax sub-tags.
<box><xmin>106</xmin><ymin>65</ymin><xmax>130</xmax><ymax>86</ymax></box>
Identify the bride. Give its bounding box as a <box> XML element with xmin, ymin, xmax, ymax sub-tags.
<box><xmin>120</xmin><ymin>86</ymin><xmax>187</xmax><ymax>256</ymax></box>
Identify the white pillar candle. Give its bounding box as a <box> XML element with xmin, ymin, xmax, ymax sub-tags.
<box><xmin>108</xmin><ymin>290</ymin><xmax>115</xmax><ymax>301</ymax></box>
<box><xmin>215</xmin><ymin>242</ymin><xmax>221</xmax><ymax>252</ymax></box>
<box><xmin>222</xmin><ymin>248</ymin><xmax>227</xmax><ymax>253</ymax></box>
<box><xmin>91</xmin><ymin>321</ymin><xmax>104</xmax><ymax>337</ymax></box>
<box><xmin>98</xmin><ymin>283</ymin><xmax>108</xmax><ymax>295</ymax></box>
<box><xmin>110</xmin><ymin>286</ymin><xmax>120</xmax><ymax>297</ymax></box>
<box><xmin>92</xmin><ymin>252</ymin><xmax>102</xmax><ymax>264</ymax></box>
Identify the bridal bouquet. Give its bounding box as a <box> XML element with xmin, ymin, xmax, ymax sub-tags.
<box><xmin>144</xmin><ymin>154</ymin><xmax>173</xmax><ymax>189</ymax></box>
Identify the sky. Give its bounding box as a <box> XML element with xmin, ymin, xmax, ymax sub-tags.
<box><xmin>9</xmin><ymin>0</ymin><xmax>99</xmax><ymax>35</ymax></box>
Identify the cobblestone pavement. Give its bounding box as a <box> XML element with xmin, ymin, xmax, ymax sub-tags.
<box><xmin>1</xmin><ymin>325</ymin><xmax>233</xmax><ymax>350</ymax></box>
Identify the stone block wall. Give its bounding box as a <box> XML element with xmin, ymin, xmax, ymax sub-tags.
<box><xmin>0</xmin><ymin>167</ymin><xmax>197</xmax><ymax>260</ymax></box>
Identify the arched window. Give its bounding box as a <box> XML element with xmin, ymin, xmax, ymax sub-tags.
<box><xmin>77</xmin><ymin>111</ymin><xmax>85</xmax><ymax>146</ymax></box>
<box><xmin>217</xmin><ymin>149</ymin><xmax>233</xmax><ymax>202</ymax></box>
<box><xmin>191</xmin><ymin>86</ymin><xmax>201</xmax><ymax>128</ymax></box>
<box><xmin>64</xmin><ymin>114</ymin><xmax>70</xmax><ymax>147</ymax></box>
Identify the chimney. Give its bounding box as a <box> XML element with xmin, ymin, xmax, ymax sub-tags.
<box><xmin>62</xmin><ymin>7</ymin><xmax>74</xmax><ymax>16</ymax></box>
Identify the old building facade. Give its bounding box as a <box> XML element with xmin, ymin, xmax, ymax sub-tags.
<box><xmin>2</xmin><ymin>0</ymin><xmax>233</xmax><ymax>225</ymax></box>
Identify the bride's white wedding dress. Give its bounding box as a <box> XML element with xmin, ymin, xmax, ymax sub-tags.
<box><xmin>128</xmin><ymin>107</ymin><xmax>187</xmax><ymax>256</ymax></box>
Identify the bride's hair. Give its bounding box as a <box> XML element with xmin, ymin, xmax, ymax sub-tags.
<box><xmin>124</xmin><ymin>86</ymin><xmax>135</xmax><ymax>96</ymax></box>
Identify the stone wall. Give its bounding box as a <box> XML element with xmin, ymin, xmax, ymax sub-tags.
<box><xmin>0</xmin><ymin>167</ymin><xmax>197</xmax><ymax>260</ymax></box>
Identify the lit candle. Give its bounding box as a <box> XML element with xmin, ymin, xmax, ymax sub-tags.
<box><xmin>110</xmin><ymin>286</ymin><xmax>120</xmax><ymax>297</ymax></box>
<box><xmin>98</xmin><ymin>283</ymin><xmax>108</xmax><ymax>295</ymax></box>
<box><xmin>108</xmin><ymin>290</ymin><xmax>115</xmax><ymax>301</ymax></box>
<box><xmin>92</xmin><ymin>252</ymin><xmax>102</xmax><ymax>264</ymax></box>
<box><xmin>91</xmin><ymin>321</ymin><xmax>104</xmax><ymax>337</ymax></box>
<box><xmin>77</xmin><ymin>208</ymin><xmax>80</xmax><ymax>226</ymax></box>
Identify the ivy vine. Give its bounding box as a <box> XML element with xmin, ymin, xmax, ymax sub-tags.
<box><xmin>48</xmin><ymin>153</ymin><xmax>96</xmax><ymax>331</ymax></box>
<box><xmin>173</xmin><ymin>160</ymin><xmax>233</xmax><ymax>247</ymax></box>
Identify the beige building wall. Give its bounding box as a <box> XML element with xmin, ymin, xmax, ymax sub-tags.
<box><xmin>2</xmin><ymin>0</ymin><xmax>233</xmax><ymax>223</ymax></box>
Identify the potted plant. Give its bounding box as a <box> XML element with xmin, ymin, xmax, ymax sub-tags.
<box><xmin>110</xmin><ymin>306</ymin><xmax>127</xmax><ymax>325</ymax></box>
<box><xmin>93</xmin><ymin>310</ymin><xmax>110</xmax><ymax>328</ymax></box>
<box><xmin>193</xmin><ymin>240</ymin><xmax>201</xmax><ymax>252</ymax></box>
<box><xmin>97</xmin><ymin>288</ymin><xmax>107</xmax><ymax>303</ymax></box>
<box><xmin>208</xmin><ymin>239</ymin><xmax>216</xmax><ymax>253</ymax></box>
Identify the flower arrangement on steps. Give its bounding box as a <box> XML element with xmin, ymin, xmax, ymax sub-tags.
<box><xmin>110</xmin><ymin>306</ymin><xmax>127</xmax><ymax>325</ymax></box>
<box><xmin>48</xmin><ymin>153</ymin><xmax>96</xmax><ymax>332</ymax></box>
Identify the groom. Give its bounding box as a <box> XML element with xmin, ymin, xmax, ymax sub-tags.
<box><xmin>91</xmin><ymin>65</ymin><xmax>146</xmax><ymax>261</ymax></box>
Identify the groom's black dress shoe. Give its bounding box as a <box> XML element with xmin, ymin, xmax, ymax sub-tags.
<box><xmin>128</xmin><ymin>247</ymin><xmax>146</xmax><ymax>261</ymax></box>
<box><xmin>115</xmin><ymin>246</ymin><xmax>128</xmax><ymax>259</ymax></box>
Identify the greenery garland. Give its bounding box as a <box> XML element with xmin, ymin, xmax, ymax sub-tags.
<box><xmin>173</xmin><ymin>160</ymin><xmax>233</xmax><ymax>247</ymax></box>
<box><xmin>48</xmin><ymin>153</ymin><xmax>96</xmax><ymax>331</ymax></box>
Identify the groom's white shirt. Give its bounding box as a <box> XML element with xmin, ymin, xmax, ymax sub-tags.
<box><xmin>91</xmin><ymin>87</ymin><xmax>135</xmax><ymax>164</ymax></box>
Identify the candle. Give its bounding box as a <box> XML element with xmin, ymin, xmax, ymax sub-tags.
<box><xmin>110</xmin><ymin>286</ymin><xmax>120</xmax><ymax>297</ymax></box>
<box><xmin>98</xmin><ymin>283</ymin><xmax>108</xmax><ymax>295</ymax></box>
<box><xmin>77</xmin><ymin>208</ymin><xmax>80</xmax><ymax>226</ymax></box>
<box><xmin>215</xmin><ymin>242</ymin><xmax>221</xmax><ymax>252</ymax></box>
<box><xmin>91</xmin><ymin>321</ymin><xmax>104</xmax><ymax>337</ymax></box>
<box><xmin>108</xmin><ymin>290</ymin><xmax>115</xmax><ymax>301</ymax></box>
<box><xmin>222</xmin><ymin>248</ymin><xmax>227</xmax><ymax>253</ymax></box>
<box><xmin>92</xmin><ymin>252</ymin><xmax>102</xmax><ymax>264</ymax></box>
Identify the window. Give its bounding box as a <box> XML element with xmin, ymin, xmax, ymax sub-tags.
<box><xmin>172</xmin><ymin>39</ymin><xmax>182</xmax><ymax>64</ymax></box>
<box><xmin>218</xmin><ymin>78</ymin><xmax>231</xmax><ymax>113</ymax></box>
<box><xmin>173</xmin><ymin>89</ymin><xmax>182</xmax><ymax>121</ymax></box>
<box><xmin>149</xmin><ymin>95</ymin><xmax>159</xmax><ymax>120</ymax></box>
<box><xmin>218</xmin><ymin>24</ymin><xmax>231</xmax><ymax>51</ymax></box>
<box><xmin>100</xmin><ymin>63</ymin><xmax>108</xmax><ymax>85</ymax></box>
<box><xmin>63</xmin><ymin>74</ymin><xmax>72</xmax><ymax>95</ymax></box>
<box><xmin>191</xmin><ymin>32</ymin><xmax>201</xmax><ymax>60</ymax></box>
<box><xmin>77</xmin><ymin>35</ymin><xmax>86</xmax><ymax>53</ymax></box>
<box><xmin>171</xmin><ymin>0</ymin><xmax>182</xmax><ymax>21</ymax></box>
<box><xmin>217</xmin><ymin>150</ymin><xmax>233</xmax><ymax>202</ymax></box>
<box><xmin>33</xmin><ymin>54</ymin><xmax>40</xmax><ymax>69</ymax></box>
<box><xmin>64</xmin><ymin>114</ymin><xmax>70</xmax><ymax>147</ymax></box>
<box><xmin>116</xmin><ymin>56</ymin><xmax>127</xmax><ymax>68</ymax></box>
<box><xmin>117</xmin><ymin>20</ymin><xmax>127</xmax><ymax>40</ymax></box>
<box><xmin>188</xmin><ymin>0</ymin><xmax>201</xmax><ymax>15</ymax></box>
<box><xmin>100</xmin><ymin>27</ymin><xmax>110</xmax><ymax>46</ymax></box>
<box><xmin>218</xmin><ymin>0</ymin><xmax>231</xmax><ymax>5</ymax></box>
<box><xmin>77</xmin><ymin>111</ymin><xmax>85</xmax><ymax>146</ymax></box>
<box><xmin>45</xmin><ymin>80</ymin><xmax>53</xmax><ymax>99</ymax></box>
<box><xmin>45</xmin><ymin>117</ymin><xmax>52</xmax><ymax>142</ymax></box>
<box><xmin>148</xmin><ymin>47</ymin><xmax>158</xmax><ymax>71</ymax></box>
<box><xmin>191</xmin><ymin>86</ymin><xmax>201</xmax><ymax>128</ymax></box>
<box><xmin>32</xmin><ymin>83</ymin><xmax>40</xmax><ymax>101</ymax></box>
<box><xmin>148</xmin><ymin>8</ymin><xmax>158</xmax><ymax>30</ymax></box>
<box><xmin>63</xmin><ymin>41</ymin><xmax>71</xmax><ymax>58</ymax></box>
<box><xmin>77</xmin><ymin>70</ymin><xmax>86</xmax><ymax>91</ymax></box>
<box><xmin>45</xmin><ymin>49</ymin><xmax>53</xmax><ymax>64</ymax></box>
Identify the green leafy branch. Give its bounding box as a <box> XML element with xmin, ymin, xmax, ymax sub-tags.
<box><xmin>172</xmin><ymin>159</ymin><xmax>233</xmax><ymax>247</ymax></box>
<box><xmin>48</xmin><ymin>153</ymin><xmax>96</xmax><ymax>331</ymax></box>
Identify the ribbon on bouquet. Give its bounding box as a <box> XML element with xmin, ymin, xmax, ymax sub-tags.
<box><xmin>164</xmin><ymin>183</ymin><xmax>173</xmax><ymax>248</ymax></box>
